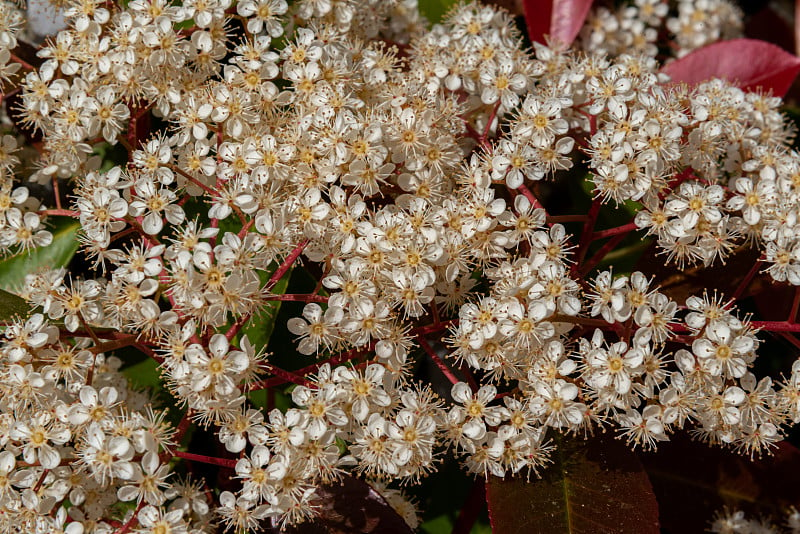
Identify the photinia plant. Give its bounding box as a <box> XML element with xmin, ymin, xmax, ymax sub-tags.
<box><xmin>1</xmin><ymin>0</ymin><xmax>800</xmax><ymax>533</ymax></box>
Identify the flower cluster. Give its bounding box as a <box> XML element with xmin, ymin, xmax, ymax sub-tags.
<box><xmin>0</xmin><ymin>0</ymin><xmax>796</xmax><ymax>531</ymax></box>
<box><xmin>580</xmin><ymin>0</ymin><xmax>743</xmax><ymax>58</ymax></box>
<box><xmin>710</xmin><ymin>506</ymin><xmax>800</xmax><ymax>534</ymax></box>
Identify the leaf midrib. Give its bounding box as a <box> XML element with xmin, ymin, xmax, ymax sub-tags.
<box><xmin>559</xmin><ymin>443</ymin><xmax>574</xmax><ymax>533</ymax></box>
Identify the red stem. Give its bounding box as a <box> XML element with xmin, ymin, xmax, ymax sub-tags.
<box><xmin>573</xmin><ymin>199</ymin><xmax>602</xmax><ymax>274</ymax></box>
<box><xmin>591</xmin><ymin>221</ymin><xmax>638</xmax><ymax>241</ymax></box>
<box><xmin>790</xmin><ymin>287</ymin><xmax>800</xmax><ymax>324</ymax></box>
<box><xmin>9</xmin><ymin>52</ymin><xmax>35</xmax><ymax>70</ymax></box>
<box><xmin>452</xmin><ymin>478</ymin><xmax>487</xmax><ymax>534</ymax></box>
<box><xmin>133</xmin><ymin>342</ymin><xmax>165</xmax><ymax>364</ymax></box>
<box><xmin>210</xmin><ymin>217</ymin><xmax>219</xmax><ymax>248</ymax></box>
<box><xmin>90</xmin><ymin>334</ymin><xmax>139</xmax><ymax>354</ymax></box>
<box><xmin>63</xmin><ymin>329</ymin><xmax>137</xmax><ymax>341</ymax></box>
<box><xmin>110</xmin><ymin>227</ymin><xmax>137</xmax><ymax>243</ymax></box>
<box><xmin>237</xmin><ymin>218</ymin><xmax>254</xmax><ymax>240</ymax></box>
<box><xmin>516</xmin><ymin>184</ymin><xmax>548</xmax><ymax>214</ymax></box>
<box><xmin>731</xmin><ymin>258</ymin><xmax>763</xmax><ymax>301</ymax></box>
<box><xmin>52</xmin><ymin>177</ymin><xmax>62</xmax><ymax>210</ymax></box>
<box><xmin>262</xmin><ymin>294</ymin><xmax>329</xmax><ymax>303</ymax></box>
<box><xmin>750</xmin><ymin>321</ymin><xmax>800</xmax><ymax>332</ymax></box>
<box><xmin>39</xmin><ymin>209</ymin><xmax>79</xmax><ymax>218</ymax></box>
<box><xmin>225</xmin><ymin>313</ymin><xmax>251</xmax><ymax>341</ymax></box>
<box><xmin>226</xmin><ymin>240</ymin><xmax>314</xmax><ymax>342</ymax></box>
<box><xmin>417</xmin><ymin>336</ymin><xmax>460</xmax><ymax>386</ymax></box>
<box><xmin>262</xmin><ymin>363</ymin><xmax>314</xmax><ymax>388</ymax></box>
<box><xmin>579</xmin><ymin>231</ymin><xmax>631</xmax><ymax>277</ymax></box>
<box><xmin>249</xmin><ymin>343</ymin><xmax>375</xmax><ymax>390</ymax></box>
<box><xmin>267</xmin><ymin>239</ymin><xmax>309</xmax><ymax>290</ymax></box>
<box><xmin>481</xmin><ymin>102</ymin><xmax>501</xmax><ymax>143</ymax></box>
<box><xmin>174</xmin><ymin>451</ymin><xmax>238</xmax><ymax>469</ymax></box>
<box><xmin>457</xmin><ymin>362</ymin><xmax>480</xmax><ymax>393</ymax></box>
<box><xmin>411</xmin><ymin>319</ymin><xmax>457</xmax><ymax>337</ymax></box>
<box><xmin>463</xmin><ymin>120</ymin><xmax>486</xmax><ymax>149</ymax></box>
<box><xmin>170</xmin><ymin>165</ymin><xmax>218</xmax><ymax>196</ymax></box>
<box><xmin>112</xmin><ymin>501</ymin><xmax>145</xmax><ymax>534</ymax></box>
<box><xmin>174</xmin><ymin>410</ymin><xmax>193</xmax><ymax>445</ymax></box>
<box><xmin>32</xmin><ymin>469</ymin><xmax>49</xmax><ymax>492</ymax></box>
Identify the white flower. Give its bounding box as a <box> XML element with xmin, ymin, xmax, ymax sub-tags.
<box><xmin>704</xmin><ymin>385</ymin><xmax>746</xmax><ymax>426</ymax></box>
<box><xmin>219</xmin><ymin>408</ymin><xmax>269</xmax><ymax>452</ymax></box>
<box><xmin>586</xmin><ymin>337</ymin><xmax>643</xmax><ymax>395</ymax></box>
<box><xmin>11</xmin><ymin>411</ymin><xmax>69</xmax><ymax>469</ymax></box>
<box><xmin>692</xmin><ymin>322</ymin><xmax>754</xmax><ymax>379</ymax></box>
<box><xmin>451</xmin><ymin>382</ymin><xmax>502</xmax><ymax>440</ymax></box>
<box><xmin>68</xmin><ymin>386</ymin><xmax>119</xmax><ymax>427</ymax></box>
<box><xmin>129</xmin><ymin>178</ymin><xmax>184</xmax><ymax>235</ymax></box>
<box><xmin>291</xmin><ymin>384</ymin><xmax>347</xmax><ymax>439</ymax></box>
<box><xmin>137</xmin><ymin>505</ymin><xmax>189</xmax><ymax>534</ymax></box>
<box><xmin>726</xmin><ymin>176</ymin><xmax>777</xmax><ymax>226</ymax></box>
<box><xmin>530</xmin><ymin>379</ymin><xmax>585</xmax><ymax>429</ymax></box>
<box><xmin>479</xmin><ymin>58</ymin><xmax>528</xmax><ymax>108</ymax></box>
<box><xmin>617</xmin><ymin>405</ymin><xmax>668</xmax><ymax>450</ymax></box>
<box><xmin>83</xmin><ymin>86</ymin><xmax>130</xmax><ymax>143</ymax></box>
<box><xmin>236</xmin><ymin>445</ymin><xmax>277</xmax><ymax>502</ymax></box>
<box><xmin>333</xmin><ymin>363</ymin><xmax>391</xmax><ymax>422</ymax></box>
<box><xmin>186</xmin><ymin>334</ymin><xmax>249</xmax><ymax>396</ymax></box>
<box><xmin>117</xmin><ymin>451</ymin><xmax>171</xmax><ymax>505</ymax></box>
<box><xmin>287</xmin><ymin>303</ymin><xmax>343</xmax><ymax>355</ymax></box>
<box><xmin>77</xmin><ymin>423</ymin><xmax>134</xmax><ymax>484</ymax></box>
<box><xmin>513</xmin><ymin>96</ymin><xmax>569</xmax><ymax>148</ymax></box>
<box><xmin>1</xmin><ymin>210</ymin><xmax>51</xmax><ymax>250</ymax></box>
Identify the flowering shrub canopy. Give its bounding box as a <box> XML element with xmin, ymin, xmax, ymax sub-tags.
<box><xmin>0</xmin><ymin>0</ymin><xmax>798</xmax><ymax>532</ymax></box>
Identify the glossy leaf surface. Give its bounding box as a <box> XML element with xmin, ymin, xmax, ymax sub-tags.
<box><xmin>661</xmin><ymin>38</ymin><xmax>800</xmax><ymax>96</ymax></box>
<box><xmin>271</xmin><ymin>475</ymin><xmax>413</xmax><ymax>534</ymax></box>
<box><xmin>643</xmin><ymin>437</ymin><xmax>800</xmax><ymax>533</ymax></box>
<box><xmin>487</xmin><ymin>434</ymin><xmax>659</xmax><ymax>534</ymax></box>
<box><xmin>0</xmin><ymin>288</ymin><xmax>30</xmax><ymax>321</ymax></box>
<box><xmin>523</xmin><ymin>0</ymin><xmax>593</xmax><ymax>47</ymax></box>
<box><xmin>0</xmin><ymin>217</ymin><xmax>80</xmax><ymax>292</ymax></box>
<box><xmin>242</xmin><ymin>266</ymin><xmax>292</xmax><ymax>352</ymax></box>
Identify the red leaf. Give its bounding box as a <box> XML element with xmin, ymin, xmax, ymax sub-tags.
<box><xmin>486</xmin><ymin>434</ymin><xmax>660</xmax><ymax>534</ymax></box>
<box><xmin>642</xmin><ymin>436</ymin><xmax>800</xmax><ymax>532</ymax></box>
<box><xmin>522</xmin><ymin>0</ymin><xmax>553</xmax><ymax>46</ymax></box>
<box><xmin>660</xmin><ymin>38</ymin><xmax>800</xmax><ymax>97</ymax></box>
<box><xmin>796</xmin><ymin>0</ymin><xmax>800</xmax><ymax>56</ymax></box>
<box><xmin>549</xmin><ymin>0</ymin><xmax>593</xmax><ymax>48</ymax></box>
<box><xmin>267</xmin><ymin>475</ymin><xmax>414</xmax><ymax>534</ymax></box>
<box><xmin>523</xmin><ymin>0</ymin><xmax>593</xmax><ymax>48</ymax></box>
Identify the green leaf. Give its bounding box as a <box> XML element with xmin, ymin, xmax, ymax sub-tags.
<box><xmin>0</xmin><ymin>217</ymin><xmax>80</xmax><ymax>292</ymax></box>
<box><xmin>248</xmin><ymin>387</ymin><xmax>292</xmax><ymax>412</ymax></box>
<box><xmin>182</xmin><ymin>197</ymin><xmax>242</xmax><ymax>236</ymax></box>
<box><xmin>486</xmin><ymin>433</ymin><xmax>660</xmax><ymax>534</ymax></box>
<box><xmin>0</xmin><ymin>288</ymin><xmax>30</xmax><ymax>320</ymax></box>
<box><xmin>421</xmin><ymin>515</ymin><xmax>492</xmax><ymax>534</ymax></box>
<box><xmin>121</xmin><ymin>357</ymin><xmax>162</xmax><ymax>390</ymax></box>
<box><xmin>418</xmin><ymin>0</ymin><xmax>457</xmax><ymax>24</ymax></box>
<box><xmin>421</xmin><ymin>515</ymin><xmax>453</xmax><ymax>534</ymax></box>
<box><xmin>242</xmin><ymin>265</ymin><xmax>293</xmax><ymax>353</ymax></box>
